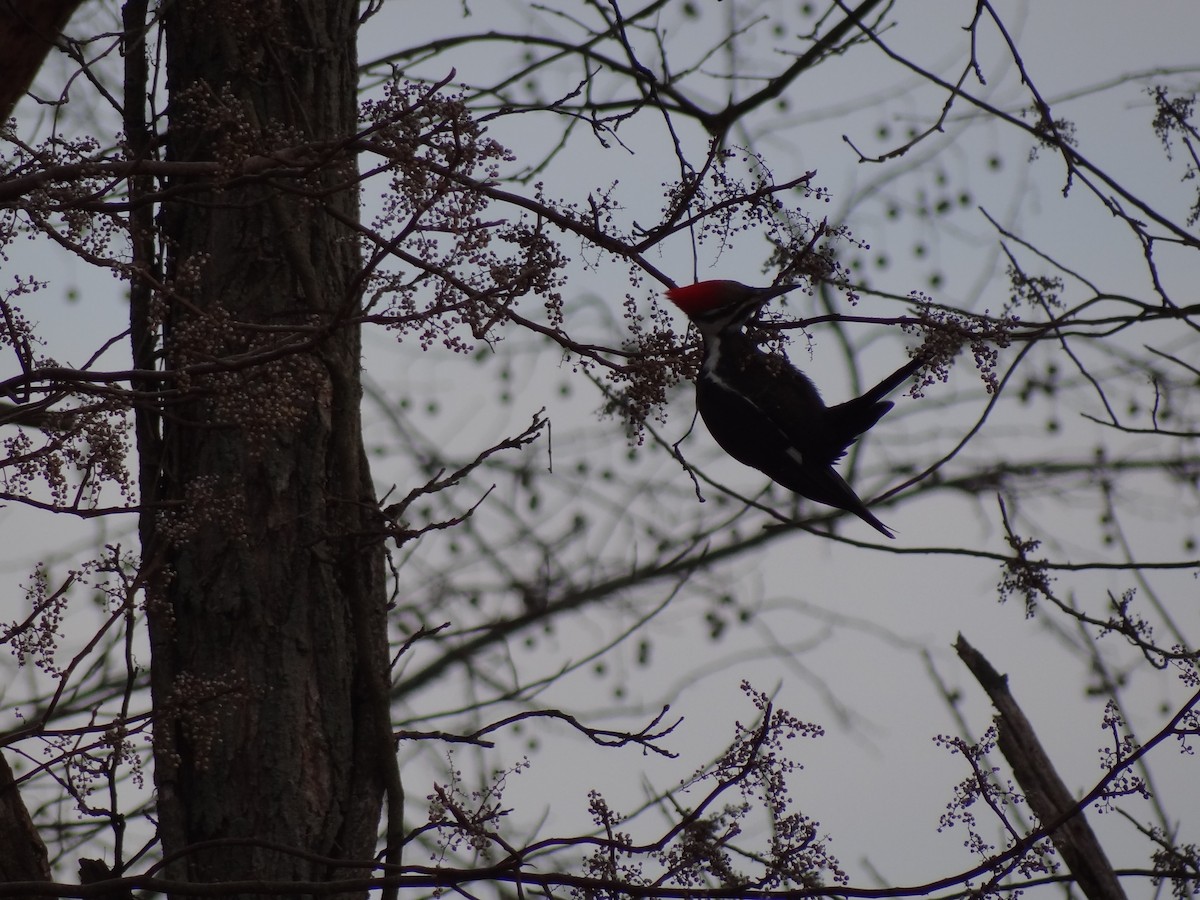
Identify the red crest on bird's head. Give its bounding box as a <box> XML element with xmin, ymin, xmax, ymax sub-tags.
<box><xmin>665</xmin><ymin>280</ymin><xmax>761</xmax><ymax>317</ymax></box>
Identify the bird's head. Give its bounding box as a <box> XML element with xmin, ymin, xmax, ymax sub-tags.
<box><xmin>665</xmin><ymin>280</ymin><xmax>789</xmax><ymax>336</ymax></box>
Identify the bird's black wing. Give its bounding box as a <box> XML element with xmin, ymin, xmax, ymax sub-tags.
<box><xmin>695</xmin><ymin>356</ymin><xmax>894</xmax><ymax>536</ymax></box>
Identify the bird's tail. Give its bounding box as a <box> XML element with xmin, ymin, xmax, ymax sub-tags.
<box><xmin>859</xmin><ymin>355</ymin><xmax>926</xmax><ymax>406</ymax></box>
<box><xmin>827</xmin><ymin>355</ymin><xmax>925</xmax><ymax>441</ymax></box>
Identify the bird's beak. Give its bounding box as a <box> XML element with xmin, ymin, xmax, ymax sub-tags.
<box><xmin>752</xmin><ymin>283</ymin><xmax>795</xmax><ymax>304</ymax></box>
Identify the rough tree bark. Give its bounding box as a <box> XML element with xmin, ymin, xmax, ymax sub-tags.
<box><xmin>956</xmin><ymin>636</ymin><xmax>1127</xmax><ymax>900</ymax></box>
<box><xmin>0</xmin><ymin>752</ymin><xmax>51</xmax><ymax>889</ymax></box>
<box><xmin>0</xmin><ymin>0</ymin><xmax>86</xmax><ymax>121</ymax></box>
<box><xmin>139</xmin><ymin>1</ymin><xmax>390</xmax><ymax>891</ymax></box>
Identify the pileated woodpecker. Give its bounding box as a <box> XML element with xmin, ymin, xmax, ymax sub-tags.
<box><xmin>666</xmin><ymin>279</ymin><xmax>923</xmax><ymax>538</ymax></box>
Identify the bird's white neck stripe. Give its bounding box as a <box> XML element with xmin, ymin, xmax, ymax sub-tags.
<box><xmin>701</xmin><ymin>331</ymin><xmax>740</xmax><ymax>395</ymax></box>
<box><xmin>701</xmin><ymin>329</ymin><xmax>723</xmax><ymax>377</ymax></box>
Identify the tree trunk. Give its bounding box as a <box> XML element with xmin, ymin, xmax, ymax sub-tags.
<box><xmin>0</xmin><ymin>752</ymin><xmax>51</xmax><ymax>889</ymax></box>
<box><xmin>0</xmin><ymin>0</ymin><xmax>86</xmax><ymax>120</ymax></box>
<box><xmin>142</xmin><ymin>1</ymin><xmax>389</xmax><ymax>892</ymax></box>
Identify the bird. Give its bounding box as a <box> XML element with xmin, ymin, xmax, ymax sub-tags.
<box><xmin>665</xmin><ymin>279</ymin><xmax>923</xmax><ymax>538</ymax></box>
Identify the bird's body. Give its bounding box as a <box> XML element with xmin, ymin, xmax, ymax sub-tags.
<box><xmin>667</xmin><ymin>280</ymin><xmax>922</xmax><ymax>538</ymax></box>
